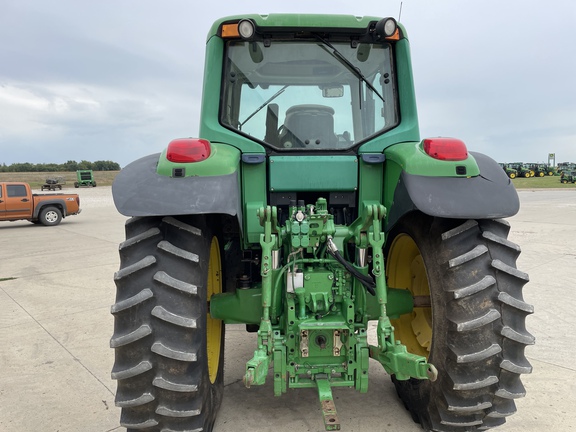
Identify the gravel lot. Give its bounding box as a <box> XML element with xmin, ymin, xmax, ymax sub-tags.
<box><xmin>1</xmin><ymin>188</ymin><xmax>574</xmax><ymax>432</ymax></box>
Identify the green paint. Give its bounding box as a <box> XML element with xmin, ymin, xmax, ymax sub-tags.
<box><xmin>156</xmin><ymin>143</ymin><xmax>240</xmax><ymax>177</ymax></box>
<box><xmin>209</xmin><ymin>288</ymin><xmax>262</xmax><ymax>324</ymax></box>
<box><xmin>385</xmin><ymin>141</ymin><xmax>480</xmax><ymax>177</ymax></box>
<box><xmin>241</xmin><ymin>157</ymin><xmax>266</xmax><ymax>245</ymax></box>
<box><xmin>268</xmin><ymin>156</ymin><xmax>358</xmax><ymax>192</ymax></box>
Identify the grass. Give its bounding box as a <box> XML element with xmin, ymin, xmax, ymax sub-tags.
<box><xmin>0</xmin><ymin>171</ymin><xmax>119</xmax><ymax>189</ymax></box>
<box><xmin>1</xmin><ymin>170</ymin><xmax>574</xmax><ymax>190</ymax></box>
<box><xmin>511</xmin><ymin>174</ymin><xmax>576</xmax><ymax>189</ymax></box>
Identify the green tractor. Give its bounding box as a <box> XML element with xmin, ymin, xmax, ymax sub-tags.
<box><xmin>510</xmin><ymin>163</ymin><xmax>533</xmax><ymax>178</ymax></box>
<box><xmin>499</xmin><ymin>163</ymin><xmax>517</xmax><ymax>179</ymax></box>
<box><xmin>558</xmin><ymin>162</ymin><xmax>576</xmax><ymax>176</ymax></box>
<box><xmin>529</xmin><ymin>163</ymin><xmax>554</xmax><ymax>177</ymax></box>
<box><xmin>560</xmin><ymin>170</ymin><xmax>576</xmax><ymax>183</ymax></box>
<box><xmin>111</xmin><ymin>14</ymin><xmax>533</xmax><ymax>432</ymax></box>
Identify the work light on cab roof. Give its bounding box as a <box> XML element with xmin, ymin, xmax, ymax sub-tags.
<box><xmin>238</xmin><ymin>19</ymin><xmax>255</xmax><ymax>39</ymax></box>
<box><xmin>375</xmin><ymin>17</ymin><xmax>398</xmax><ymax>39</ymax></box>
<box><xmin>220</xmin><ymin>16</ymin><xmax>399</xmax><ymax>41</ymax></box>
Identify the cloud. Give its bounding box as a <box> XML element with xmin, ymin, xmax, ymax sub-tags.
<box><xmin>0</xmin><ymin>0</ymin><xmax>575</xmax><ymax>167</ymax></box>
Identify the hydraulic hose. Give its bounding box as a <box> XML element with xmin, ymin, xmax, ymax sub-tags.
<box><xmin>326</xmin><ymin>238</ymin><xmax>376</xmax><ymax>296</ymax></box>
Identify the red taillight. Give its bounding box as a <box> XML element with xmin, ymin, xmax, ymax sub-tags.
<box><xmin>423</xmin><ymin>137</ymin><xmax>468</xmax><ymax>161</ymax></box>
<box><xmin>166</xmin><ymin>138</ymin><xmax>211</xmax><ymax>163</ymax></box>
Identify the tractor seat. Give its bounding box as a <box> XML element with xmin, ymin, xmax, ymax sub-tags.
<box><xmin>280</xmin><ymin>105</ymin><xmax>336</xmax><ymax>148</ymax></box>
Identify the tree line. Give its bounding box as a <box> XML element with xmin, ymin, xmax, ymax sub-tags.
<box><xmin>0</xmin><ymin>160</ymin><xmax>121</xmax><ymax>172</ymax></box>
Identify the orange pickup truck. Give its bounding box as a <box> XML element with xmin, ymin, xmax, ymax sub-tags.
<box><xmin>0</xmin><ymin>182</ymin><xmax>81</xmax><ymax>226</ymax></box>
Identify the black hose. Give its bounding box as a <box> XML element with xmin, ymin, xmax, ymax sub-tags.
<box><xmin>327</xmin><ymin>249</ymin><xmax>376</xmax><ymax>296</ymax></box>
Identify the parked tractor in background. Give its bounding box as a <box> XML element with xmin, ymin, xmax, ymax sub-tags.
<box><xmin>111</xmin><ymin>14</ymin><xmax>533</xmax><ymax>432</ymax></box>
<box><xmin>74</xmin><ymin>169</ymin><xmax>97</xmax><ymax>188</ymax></box>
<box><xmin>558</xmin><ymin>162</ymin><xmax>576</xmax><ymax>176</ymax></box>
<box><xmin>509</xmin><ymin>163</ymin><xmax>533</xmax><ymax>178</ymax></box>
<box><xmin>528</xmin><ymin>163</ymin><xmax>554</xmax><ymax>177</ymax></box>
<box><xmin>543</xmin><ymin>164</ymin><xmax>556</xmax><ymax>176</ymax></box>
<box><xmin>560</xmin><ymin>170</ymin><xmax>576</xmax><ymax>184</ymax></box>
<box><xmin>499</xmin><ymin>163</ymin><xmax>517</xmax><ymax>179</ymax></box>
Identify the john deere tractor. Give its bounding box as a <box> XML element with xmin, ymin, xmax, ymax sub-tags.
<box><xmin>111</xmin><ymin>14</ymin><xmax>533</xmax><ymax>432</ymax></box>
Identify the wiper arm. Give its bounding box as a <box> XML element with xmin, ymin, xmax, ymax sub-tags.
<box><xmin>314</xmin><ymin>34</ymin><xmax>385</xmax><ymax>103</ymax></box>
<box><xmin>240</xmin><ymin>85</ymin><xmax>289</xmax><ymax>129</ymax></box>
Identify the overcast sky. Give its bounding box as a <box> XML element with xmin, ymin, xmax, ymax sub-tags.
<box><xmin>1</xmin><ymin>0</ymin><xmax>575</xmax><ymax>167</ymax></box>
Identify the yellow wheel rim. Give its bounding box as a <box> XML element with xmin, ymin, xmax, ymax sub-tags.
<box><xmin>206</xmin><ymin>236</ymin><xmax>222</xmax><ymax>384</ymax></box>
<box><xmin>387</xmin><ymin>233</ymin><xmax>432</xmax><ymax>359</ymax></box>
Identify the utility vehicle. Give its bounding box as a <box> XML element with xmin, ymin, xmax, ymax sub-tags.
<box><xmin>111</xmin><ymin>14</ymin><xmax>533</xmax><ymax>432</ymax></box>
<box><xmin>0</xmin><ymin>182</ymin><xmax>81</xmax><ymax>226</ymax></box>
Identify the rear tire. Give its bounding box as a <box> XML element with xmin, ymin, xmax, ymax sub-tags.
<box><xmin>39</xmin><ymin>206</ymin><xmax>62</xmax><ymax>226</ymax></box>
<box><xmin>111</xmin><ymin>215</ymin><xmax>225</xmax><ymax>432</ymax></box>
<box><xmin>386</xmin><ymin>214</ymin><xmax>533</xmax><ymax>431</ymax></box>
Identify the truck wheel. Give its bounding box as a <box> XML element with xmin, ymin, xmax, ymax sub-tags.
<box><xmin>386</xmin><ymin>213</ymin><xmax>533</xmax><ymax>431</ymax></box>
<box><xmin>39</xmin><ymin>206</ymin><xmax>62</xmax><ymax>226</ymax></box>
<box><xmin>111</xmin><ymin>216</ymin><xmax>224</xmax><ymax>432</ymax></box>
<box><xmin>92</xmin><ymin>181</ymin><xmax>97</xmax><ymax>187</ymax></box>
<box><xmin>74</xmin><ymin>182</ymin><xmax>79</xmax><ymax>188</ymax></box>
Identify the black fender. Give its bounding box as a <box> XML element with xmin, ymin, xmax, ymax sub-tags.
<box><xmin>112</xmin><ymin>153</ymin><xmax>242</xmax><ymax>227</ymax></box>
<box><xmin>387</xmin><ymin>152</ymin><xmax>519</xmax><ymax>228</ymax></box>
<box><xmin>33</xmin><ymin>199</ymin><xmax>70</xmax><ymax>218</ymax></box>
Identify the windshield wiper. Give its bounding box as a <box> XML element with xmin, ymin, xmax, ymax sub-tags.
<box><xmin>240</xmin><ymin>85</ymin><xmax>289</xmax><ymax>129</ymax></box>
<box><xmin>314</xmin><ymin>34</ymin><xmax>385</xmax><ymax>104</ymax></box>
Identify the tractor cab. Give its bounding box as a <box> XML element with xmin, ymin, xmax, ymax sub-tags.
<box><xmin>218</xmin><ymin>19</ymin><xmax>399</xmax><ymax>152</ymax></box>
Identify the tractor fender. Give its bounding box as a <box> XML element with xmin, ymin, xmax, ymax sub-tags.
<box><xmin>388</xmin><ymin>151</ymin><xmax>519</xmax><ymax>227</ymax></box>
<box><xmin>112</xmin><ymin>153</ymin><xmax>242</xmax><ymax>227</ymax></box>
